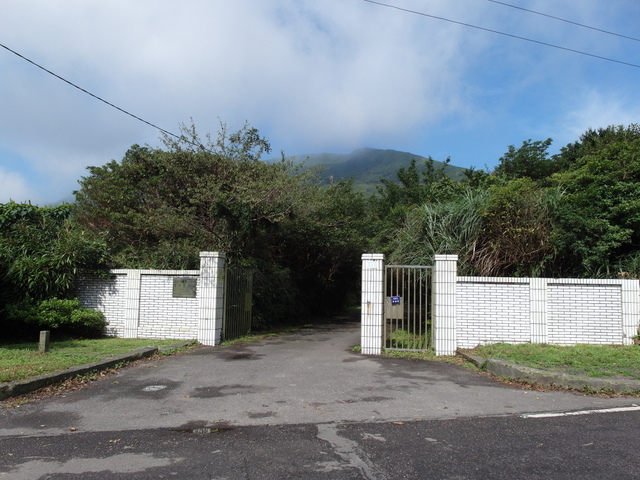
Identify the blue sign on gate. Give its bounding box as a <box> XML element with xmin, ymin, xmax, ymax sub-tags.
<box><xmin>391</xmin><ymin>296</ymin><xmax>401</xmax><ymax>305</ymax></box>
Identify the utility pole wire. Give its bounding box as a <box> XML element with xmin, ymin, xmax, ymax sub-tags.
<box><xmin>0</xmin><ymin>42</ymin><xmax>182</xmax><ymax>141</ymax></box>
<box><xmin>363</xmin><ymin>0</ymin><xmax>640</xmax><ymax>69</ymax></box>
<box><xmin>486</xmin><ymin>0</ymin><xmax>640</xmax><ymax>43</ymax></box>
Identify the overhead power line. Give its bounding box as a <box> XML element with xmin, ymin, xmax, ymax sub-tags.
<box><xmin>0</xmin><ymin>42</ymin><xmax>183</xmax><ymax>142</ymax></box>
<box><xmin>362</xmin><ymin>0</ymin><xmax>640</xmax><ymax>69</ymax></box>
<box><xmin>486</xmin><ymin>0</ymin><xmax>640</xmax><ymax>43</ymax></box>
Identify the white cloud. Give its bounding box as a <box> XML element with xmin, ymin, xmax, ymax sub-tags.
<box><xmin>0</xmin><ymin>0</ymin><xmax>637</xmax><ymax>202</ymax></box>
<box><xmin>0</xmin><ymin>168</ymin><xmax>39</xmax><ymax>203</ymax></box>
<box><xmin>559</xmin><ymin>90</ymin><xmax>640</xmax><ymax>146</ymax></box>
<box><xmin>0</xmin><ymin>0</ymin><xmax>482</xmax><ymax>154</ymax></box>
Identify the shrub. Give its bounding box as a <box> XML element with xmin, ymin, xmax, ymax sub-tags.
<box><xmin>6</xmin><ymin>297</ymin><xmax>106</xmax><ymax>338</ymax></box>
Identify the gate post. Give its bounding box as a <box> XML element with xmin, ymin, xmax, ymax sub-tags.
<box><xmin>361</xmin><ymin>254</ymin><xmax>385</xmax><ymax>355</ymax></box>
<box><xmin>432</xmin><ymin>254</ymin><xmax>458</xmax><ymax>356</ymax></box>
<box><xmin>198</xmin><ymin>252</ymin><xmax>226</xmax><ymax>346</ymax></box>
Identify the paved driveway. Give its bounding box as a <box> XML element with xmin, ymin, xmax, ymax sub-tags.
<box><xmin>0</xmin><ymin>320</ymin><xmax>634</xmax><ymax>437</ymax></box>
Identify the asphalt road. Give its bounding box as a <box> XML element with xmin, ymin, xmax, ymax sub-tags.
<box><xmin>1</xmin><ymin>320</ymin><xmax>639</xmax><ymax>479</ymax></box>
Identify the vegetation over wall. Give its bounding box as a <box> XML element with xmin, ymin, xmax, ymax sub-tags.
<box><xmin>73</xmin><ymin>123</ymin><xmax>370</xmax><ymax>327</ymax></box>
<box><xmin>0</xmin><ymin>202</ymin><xmax>109</xmax><ymax>338</ymax></box>
<box><xmin>385</xmin><ymin>124</ymin><xmax>640</xmax><ymax>278</ymax></box>
<box><xmin>2</xmin><ymin>122</ymin><xmax>640</xmax><ymax>338</ymax></box>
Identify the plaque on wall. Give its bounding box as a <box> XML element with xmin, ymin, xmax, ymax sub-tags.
<box><xmin>173</xmin><ymin>277</ymin><xmax>197</xmax><ymax>298</ymax></box>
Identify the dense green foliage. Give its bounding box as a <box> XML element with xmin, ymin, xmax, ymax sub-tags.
<box><xmin>384</xmin><ymin>124</ymin><xmax>640</xmax><ymax>279</ymax></box>
<box><xmin>0</xmin><ymin>202</ymin><xmax>108</xmax><ymax>301</ymax></box>
<box><xmin>0</xmin><ymin>202</ymin><xmax>109</xmax><ymax>338</ymax></box>
<box><xmin>494</xmin><ymin>138</ymin><xmax>558</xmax><ymax>182</ymax></box>
<box><xmin>74</xmin><ymin>123</ymin><xmax>368</xmax><ymax>326</ymax></box>
<box><xmin>388</xmin><ymin>189</ymin><xmax>486</xmax><ymax>273</ymax></box>
<box><xmin>3</xmin><ymin>122</ymin><xmax>639</xmax><ymax>339</ymax></box>
<box><xmin>6</xmin><ymin>298</ymin><xmax>106</xmax><ymax>337</ymax></box>
<box><xmin>550</xmin><ymin>125</ymin><xmax>640</xmax><ymax>276</ymax></box>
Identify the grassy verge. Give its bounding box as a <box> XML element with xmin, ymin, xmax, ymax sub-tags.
<box><xmin>466</xmin><ymin>343</ymin><xmax>640</xmax><ymax>379</ymax></box>
<box><xmin>382</xmin><ymin>349</ymin><xmax>463</xmax><ymax>365</ymax></box>
<box><xmin>0</xmin><ymin>338</ymin><xmax>190</xmax><ymax>383</ymax></box>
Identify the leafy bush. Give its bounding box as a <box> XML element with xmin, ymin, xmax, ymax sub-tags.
<box><xmin>0</xmin><ymin>202</ymin><xmax>109</xmax><ymax>308</ymax></box>
<box><xmin>73</xmin><ymin>123</ymin><xmax>368</xmax><ymax>326</ymax></box>
<box><xmin>6</xmin><ymin>298</ymin><xmax>106</xmax><ymax>337</ymax></box>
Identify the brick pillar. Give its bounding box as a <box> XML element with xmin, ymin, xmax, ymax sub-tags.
<box><xmin>123</xmin><ymin>270</ymin><xmax>141</xmax><ymax>338</ymax></box>
<box><xmin>198</xmin><ymin>252</ymin><xmax>226</xmax><ymax>346</ymax></box>
<box><xmin>432</xmin><ymin>255</ymin><xmax>458</xmax><ymax>356</ymax></box>
<box><xmin>361</xmin><ymin>254</ymin><xmax>385</xmax><ymax>355</ymax></box>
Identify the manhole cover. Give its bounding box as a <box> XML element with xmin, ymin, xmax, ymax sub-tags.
<box><xmin>142</xmin><ymin>385</ymin><xmax>168</xmax><ymax>392</ymax></box>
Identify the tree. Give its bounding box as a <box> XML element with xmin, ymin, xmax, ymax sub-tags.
<box><xmin>74</xmin><ymin>123</ymin><xmax>314</xmax><ymax>266</ymax></box>
<box><xmin>550</xmin><ymin>125</ymin><xmax>640</xmax><ymax>276</ymax></box>
<box><xmin>0</xmin><ymin>202</ymin><xmax>109</xmax><ymax>337</ymax></box>
<box><xmin>472</xmin><ymin>178</ymin><xmax>557</xmax><ymax>276</ymax></box>
<box><xmin>495</xmin><ymin>138</ymin><xmax>562</xmax><ymax>182</ymax></box>
<box><xmin>74</xmin><ymin>123</ymin><xmax>370</xmax><ymax>324</ymax></box>
<box><xmin>374</xmin><ymin>157</ymin><xmax>459</xmax><ymax>211</ymax></box>
<box><xmin>555</xmin><ymin>124</ymin><xmax>640</xmax><ymax>170</ymax></box>
<box><xmin>0</xmin><ymin>202</ymin><xmax>108</xmax><ymax>303</ymax></box>
<box><xmin>388</xmin><ymin>188</ymin><xmax>487</xmax><ymax>274</ymax></box>
<box><xmin>369</xmin><ymin>157</ymin><xmax>462</xmax><ymax>254</ymax></box>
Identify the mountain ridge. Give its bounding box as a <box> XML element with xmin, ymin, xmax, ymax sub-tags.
<box><xmin>284</xmin><ymin>147</ymin><xmax>467</xmax><ymax>193</ymax></box>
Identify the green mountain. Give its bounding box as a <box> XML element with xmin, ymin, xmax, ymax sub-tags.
<box><xmin>285</xmin><ymin>147</ymin><xmax>467</xmax><ymax>194</ymax></box>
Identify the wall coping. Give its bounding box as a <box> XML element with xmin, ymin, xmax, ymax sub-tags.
<box><xmin>362</xmin><ymin>253</ymin><xmax>385</xmax><ymax>261</ymax></box>
<box><xmin>457</xmin><ymin>276</ymin><xmax>633</xmax><ymax>286</ymax></box>
<box><xmin>107</xmin><ymin>269</ymin><xmax>200</xmax><ymax>276</ymax></box>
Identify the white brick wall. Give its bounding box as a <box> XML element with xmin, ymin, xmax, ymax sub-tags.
<box><xmin>548</xmin><ymin>283</ymin><xmax>622</xmax><ymax>345</ymax></box>
<box><xmin>77</xmin><ymin>252</ymin><xmax>226</xmax><ymax>345</ymax></box>
<box><xmin>454</xmin><ymin>276</ymin><xmax>638</xmax><ymax>351</ymax></box>
<box><xmin>360</xmin><ymin>254</ymin><xmax>640</xmax><ymax>356</ymax></box>
<box><xmin>77</xmin><ymin>273</ymin><xmax>128</xmax><ymax>336</ymax></box>
<box><xmin>137</xmin><ymin>274</ymin><xmax>199</xmax><ymax>340</ymax></box>
<box><xmin>457</xmin><ymin>280</ymin><xmax>530</xmax><ymax>348</ymax></box>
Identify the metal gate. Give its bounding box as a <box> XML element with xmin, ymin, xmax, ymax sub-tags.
<box><xmin>384</xmin><ymin>265</ymin><xmax>432</xmax><ymax>350</ymax></box>
<box><xmin>223</xmin><ymin>266</ymin><xmax>253</xmax><ymax>341</ymax></box>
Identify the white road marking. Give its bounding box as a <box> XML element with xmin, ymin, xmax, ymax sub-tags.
<box><xmin>521</xmin><ymin>405</ymin><xmax>640</xmax><ymax>418</ymax></box>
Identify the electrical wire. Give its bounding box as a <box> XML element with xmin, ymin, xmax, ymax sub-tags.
<box><xmin>363</xmin><ymin>0</ymin><xmax>640</xmax><ymax>69</ymax></box>
<box><xmin>486</xmin><ymin>0</ymin><xmax>640</xmax><ymax>43</ymax></box>
<box><xmin>0</xmin><ymin>42</ymin><xmax>183</xmax><ymax>142</ymax></box>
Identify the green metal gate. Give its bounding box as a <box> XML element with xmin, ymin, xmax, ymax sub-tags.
<box><xmin>223</xmin><ymin>266</ymin><xmax>253</xmax><ymax>341</ymax></box>
<box><xmin>384</xmin><ymin>265</ymin><xmax>432</xmax><ymax>350</ymax></box>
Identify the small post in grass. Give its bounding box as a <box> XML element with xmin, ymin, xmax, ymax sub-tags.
<box><xmin>38</xmin><ymin>330</ymin><xmax>50</xmax><ymax>354</ymax></box>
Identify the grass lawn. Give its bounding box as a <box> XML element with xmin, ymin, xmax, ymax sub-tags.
<box><xmin>466</xmin><ymin>343</ymin><xmax>640</xmax><ymax>379</ymax></box>
<box><xmin>382</xmin><ymin>343</ymin><xmax>640</xmax><ymax>381</ymax></box>
<box><xmin>0</xmin><ymin>337</ymin><xmax>190</xmax><ymax>383</ymax></box>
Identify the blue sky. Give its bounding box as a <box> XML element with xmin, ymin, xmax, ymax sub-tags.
<box><xmin>1</xmin><ymin>0</ymin><xmax>639</xmax><ymax>204</ymax></box>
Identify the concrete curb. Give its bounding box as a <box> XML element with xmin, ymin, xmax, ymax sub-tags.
<box><xmin>455</xmin><ymin>350</ymin><xmax>486</xmax><ymax>368</ymax></box>
<box><xmin>0</xmin><ymin>341</ymin><xmax>196</xmax><ymax>402</ymax></box>
<box><xmin>157</xmin><ymin>341</ymin><xmax>196</xmax><ymax>354</ymax></box>
<box><xmin>456</xmin><ymin>350</ymin><xmax>640</xmax><ymax>394</ymax></box>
